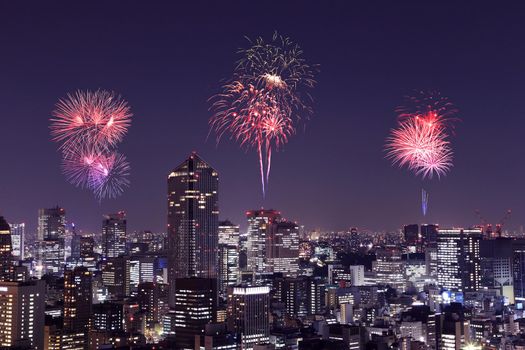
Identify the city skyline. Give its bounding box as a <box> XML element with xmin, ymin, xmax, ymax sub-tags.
<box><xmin>2</xmin><ymin>2</ymin><xmax>525</xmax><ymax>234</ymax></box>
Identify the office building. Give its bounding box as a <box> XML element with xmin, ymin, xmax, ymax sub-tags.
<box><xmin>9</xmin><ymin>222</ymin><xmax>25</xmax><ymax>261</ymax></box>
<box><xmin>0</xmin><ymin>217</ymin><xmax>13</xmax><ymax>281</ymax></box>
<box><xmin>102</xmin><ymin>211</ymin><xmax>127</xmax><ymax>258</ymax></box>
<box><xmin>0</xmin><ymin>280</ymin><xmax>45</xmax><ymax>349</ymax></box>
<box><xmin>437</xmin><ymin>228</ymin><xmax>482</xmax><ymax>293</ymax></box>
<box><xmin>266</xmin><ymin>220</ymin><xmax>299</xmax><ymax>276</ymax></box>
<box><xmin>174</xmin><ymin>277</ymin><xmax>217</xmax><ymax>349</ymax></box>
<box><xmin>64</xmin><ymin>267</ymin><xmax>92</xmax><ymax>334</ymax></box>
<box><xmin>246</xmin><ymin>209</ymin><xmax>281</xmax><ymax>275</ymax></box>
<box><xmin>167</xmin><ymin>153</ymin><xmax>219</xmax><ymax>306</ymax></box>
<box><xmin>37</xmin><ymin>207</ymin><xmax>66</xmax><ymax>276</ymax></box>
<box><xmin>227</xmin><ymin>285</ymin><xmax>270</xmax><ymax>349</ymax></box>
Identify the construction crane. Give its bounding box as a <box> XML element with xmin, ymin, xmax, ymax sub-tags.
<box><xmin>495</xmin><ymin>209</ymin><xmax>512</xmax><ymax>236</ymax></box>
<box><xmin>475</xmin><ymin>209</ymin><xmax>512</xmax><ymax>238</ymax></box>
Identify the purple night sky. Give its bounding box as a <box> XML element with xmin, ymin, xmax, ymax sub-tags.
<box><xmin>1</xmin><ymin>2</ymin><xmax>525</xmax><ymax>234</ymax></box>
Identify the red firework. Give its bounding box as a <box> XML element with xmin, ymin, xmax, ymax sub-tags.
<box><xmin>211</xmin><ymin>83</ymin><xmax>294</xmax><ymax>193</ymax></box>
<box><xmin>51</xmin><ymin>90</ymin><xmax>132</xmax><ymax>153</ymax></box>
<box><xmin>385</xmin><ymin>91</ymin><xmax>458</xmax><ymax>179</ymax></box>
<box><xmin>210</xmin><ymin>33</ymin><xmax>316</xmax><ymax>196</ymax></box>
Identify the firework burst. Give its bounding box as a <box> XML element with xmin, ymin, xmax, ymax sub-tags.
<box><xmin>385</xmin><ymin>116</ymin><xmax>453</xmax><ymax>178</ymax></box>
<box><xmin>51</xmin><ymin>90</ymin><xmax>132</xmax><ymax>153</ymax></box>
<box><xmin>385</xmin><ymin>91</ymin><xmax>458</xmax><ymax>179</ymax></box>
<box><xmin>50</xmin><ymin>89</ymin><xmax>132</xmax><ymax>200</ymax></box>
<box><xmin>210</xmin><ymin>33</ymin><xmax>317</xmax><ymax>196</ymax></box>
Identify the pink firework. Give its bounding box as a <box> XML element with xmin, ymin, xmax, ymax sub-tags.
<box><xmin>386</xmin><ymin>116</ymin><xmax>453</xmax><ymax>179</ymax></box>
<box><xmin>386</xmin><ymin>91</ymin><xmax>458</xmax><ymax>179</ymax></box>
<box><xmin>51</xmin><ymin>90</ymin><xmax>132</xmax><ymax>153</ymax></box>
<box><xmin>210</xmin><ymin>33</ymin><xmax>316</xmax><ymax>196</ymax></box>
<box><xmin>61</xmin><ymin>146</ymin><xmax>130</xmax><ymax>199</ymax></box>
<box><xmin>90</xmin><ymin>152</ymin><xmax>130</xmax><ymax>200</ymax></box>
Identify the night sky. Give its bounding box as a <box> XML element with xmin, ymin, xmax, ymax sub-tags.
<box><xmin>2</xmin><ymin>2</ymin><xmax>525</xmax><ymax>234</ymax></box>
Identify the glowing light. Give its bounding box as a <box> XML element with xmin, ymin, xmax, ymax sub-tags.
<box><xmin>50</xmin><ymin>89</ymin><xmax>132</xmax><ymax>200</ymax></box>
<box><xmin>210</xmin><ymin>32</ymin><xmax>317</xmax><ymax>196</ymax></box>
<box><xmin>385</xmin><ymin>91</ymin><xmax>458</xmax><ymax>179</ymax></box>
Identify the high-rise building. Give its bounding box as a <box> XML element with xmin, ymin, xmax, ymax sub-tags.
<box><xmin>37</xmin><ymin>207</ymin><xmax>66</xmax><ymax>276</ymax></box>
<box><xmin>38</xmin><ymin>206</ymin><xmax>66</xmax><ymax>241</ymax></box>
<box><xmin>64</xmin><ymin>267</ymin><xmax>92</xmax><ymax>334</ymax></box>
<box><xmin>350</xmin><ymin>265</ymin><xmax>365</xmax><ymax>287</ymax></box>
<box><xmin>0</xmin><ymin>217</ymin><xmax>13</xmax><ymax>281</ymax></box>
<box><xmin>246</xmin><ymin>209</ymin><xmax>281</xmax><ymax>275</ymax></box>
<box><xmin>174</xmin><ymin>278</ymin><xmax>217</xmax><ymax>350</ymax></box>
<box><xmin>101</xmin><ymin>256</ymin><xmax>130</xmax><ymax>298</ymax></box>
<box><xmin>219</xmin><ymin>220</ymin><xmax>240</xmax><ymax>246</ymax></box>
<box><xmin>266</xmin><ymin>220</ymin><xmax>299</xmax><ymax>276</ymax></box>
<box><xmin>102</xmin><ymin>211</ymin><xmax>127</xmax><ymax>258</ymax></box>
<box><xmin>167</xmin><ymin>153</ymin><xmax>219</xmax><ymax>306</ymax></box>
<box><xmin>0</xmin><ymin>280</ymin><xmax>45</xmax><ymax>349</ymax></box>
<box><xmin>219</xmin><ymin>244</ymin><xmax>239</xmax><ymax>300</ymax></box>
<box><xmin>227</xmin><ymin>285</ymin><xmax>270</xmax><ymax>349</ymax></box>
<box><xmin>137</xmin><ymin>282</ymin><xmax>159</xmax><ymax>327</ymax></box>
<box><xmin>349</xmin><ymin>227</ymin><xmax>360</xmax><ymax>252</ymax></box>
<box><xmin>373</xmin><ymin>246</ymin><xmax>405</xmax><ymax>292</ymax></box>
<box><xmin>218</xmin><ymin>221</ymin><xmax>240</xmax><ymax>299</ymax></box>
<box><xmin>9</xmin><ymin>222</ymin><xmax>25</xmax><ymax>261</ymax></box>
<box><xmin>437</xmin><ymin>228</ymin><xmax>482</xmax><ymax>293</ymax></box>
<box><xmin>274</xmin><ymin>276</ymin><xmax>308</xmax><ymax>318</ymax></box>
<box><xmin>403</xmin><ymin>224</ymin><xmax>419</xmax><ymax>247</ymax></box>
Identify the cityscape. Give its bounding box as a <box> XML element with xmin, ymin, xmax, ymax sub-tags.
<box><xmin>2</xmin><ymin>2</ymin><xmax>525</xmax><ymax>350</ymax></box>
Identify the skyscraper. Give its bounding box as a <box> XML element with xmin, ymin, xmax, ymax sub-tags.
<box><xmin>218</xmin><ymin>221</ymin><xmax>240</xmax><ymax>300</ymax></box>
<box><xmin>0</xmin><ymin>280</ymin><xmax>45</xmax><ymax>349</ymax></box>
<box><xmin>37</xmin><ymin>207</ymin><xmax>66</xmax><ymax>276</ymax></box>
<box><xmin>64</xmin><ymin>267</ymin><xmax>92</xmax><ymax>334</ymax></box>
<box><xmin>0</xmin><ymin>217</ymin><xmax>13</xmax><ymax>281</ymax></box>
<box><xmin>38</xmin><ymin>206</ymin><xmax>66</xmax><ymax>241</ymax></box>
<box><xmin>246</xmin><ymin>209</ymin><xmax>281</xmax><ymax>275</ymax></box>
<box><xmin>227</xmin><ymin>285</ymin><xmax>270</xmax><ymax>349</ymax></box>
<box><xmin>167</xmin><ymin>152</ymin><xmax>219</xmax><ymax>306</ymax></box>
<box><xmin>9</xmin><ymin>222</ymin><xmax>24</xmax><ymax>261</ymax></box>
<box><xmin>266</xmin><ymin>220</ymin><xmax>299</xmax><ymax>276</ymax></box>
<box><xmin>403</xmin><ymin>224</ymin><xmax>419</xmax><ymax>248</ymax></box>
<box><xmin>102</xmin><ymin>211</ymin><xmax>127</xmax><ymax>258</ymax></box>
<box><xmin>174</xmin><ymin>278</ymin><xmax>217</xmax><ymax>350</ymax></box>
<box><xmin>437</xmin><ymin>228</ymin><xmax>482</xmax><ymax>293</ymax></box>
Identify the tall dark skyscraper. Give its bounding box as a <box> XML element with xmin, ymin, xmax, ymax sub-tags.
<box><xmin>102</xmin><ymin>211</ymin><xmax>127</xmax><ymax>258</ymax></box>
<box><xmin>167</xmin><ymin>152</ymin><xmax>219</xmax><ymax>306</ymax></box>
<box><xmin>0</xmin><ymin>217</ymin><xmax>13</xmax><ymax>281</ymax></box>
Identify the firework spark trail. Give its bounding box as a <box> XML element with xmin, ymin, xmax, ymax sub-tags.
<box><xmin>421</xmin><ymin>188</ymin><xmax>429</xmax><ymax>216</ymax></box>
<box><xmin>210</xmin><ymin>33</ymin><xmax>316</xmax><ymax>196</ymax></box>
<box><xmin>50</xmin><ymin>89</ymin><xmax>131</xmax><ymax>200</ymax></box>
